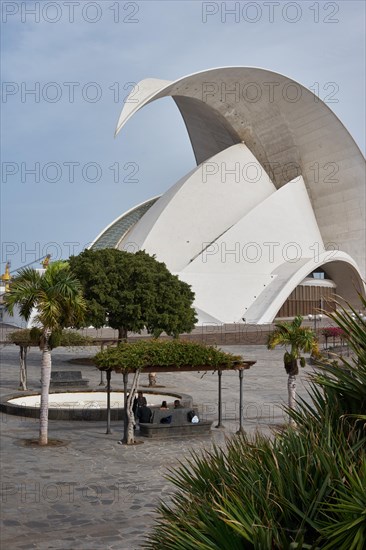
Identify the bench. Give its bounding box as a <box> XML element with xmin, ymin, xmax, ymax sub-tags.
<box><xmin>50</xmin><ymin>370</ymin><xmax>89</xmax><ymax>388</ymax></box>
<box><xmin>139</xmin><ymin>407</ymin><xmax>212</xmax><ymax>439</ymax></box>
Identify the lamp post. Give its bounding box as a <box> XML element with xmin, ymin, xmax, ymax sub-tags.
<box><xmin>308</xmin><ymin>313</ymin><xmax>322</xmax><ymax>333</ymax></box>
<box><xmin>100</xmin><ymin>314</ymin><xmax>110</xmax><ymax>387</ymax></box>
<box><xmin>352</xmin><ymin>312</ymin><xmax>366</xmax><ymax>323</ymax></box>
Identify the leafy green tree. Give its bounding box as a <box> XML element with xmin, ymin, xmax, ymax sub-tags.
<box><xmin>267</xmin><ymin>315</ymin><xmax>319</xmax><ymax>420</ymax></box>
<box><xmin>69</xmin><ymin>249</ymin><xmax>197</xmax><ymax>341</ymax></box>
<box><xmin>4</xmin><ymin>262</ymin><xmax>86</xmax><ymax>445</ymax></box>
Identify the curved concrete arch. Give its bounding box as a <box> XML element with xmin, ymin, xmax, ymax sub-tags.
<box><xmin>256</xmin><ymin>252</ymin><xmax>364</xmax><ymax>324</ymax></box>
<box><xmin>173</xmin><ymin>96</ymin><xmax>241</xmax><ymax>164</ymax></box>
<box><xmin>115</xmin><ymin>67</ymin><xmax>365</xmax><ymax>280</ymax></box>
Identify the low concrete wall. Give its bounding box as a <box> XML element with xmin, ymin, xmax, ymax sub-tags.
<box><xmin>0</xmin><ymin>390</ymin><xmax>193</xmax><ymax>422</ymax></box>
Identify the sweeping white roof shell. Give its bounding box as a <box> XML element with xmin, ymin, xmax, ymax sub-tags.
<box><xmin>92</xmin><ymin>67</ymin><xmax>365</xmax><ymax>324</ymax></box>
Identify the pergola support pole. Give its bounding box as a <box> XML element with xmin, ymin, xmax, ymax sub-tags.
<box><xmin>106</xmin><ymin>370</ymin><xmax>112</xmax><ymax>434</ymax></box>
<box><xmin>215</xmin><ymin>369</ymin><xmax>224</xmax><ymax>428</ymax></box>
<box><xmin>99</xmin><ymin>369</ymin><xmax>105</xmax><ymax>386</ymax></box>
<box><xmin>99</xmin><ymin>343</ymin><xmax>106</xmax><ymax>386</ymax></box>
<box><xmin>236</xmin><ymin>368</ymin><xmax>245</xmax><ymax>435</ymax></box>
<box><xmin>123</xmin><ymin>372</ymin><xmax>128</xmax><ymax>444</ymax></box>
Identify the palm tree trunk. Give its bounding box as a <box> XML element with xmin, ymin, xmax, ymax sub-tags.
<box><xmin>19</xmin><ymin>345</ymin><xmax>28</xmax><ymax>390</ymax></box>
<box><xmin>287</xmin><ymin>374</ymin><xmax>296</xmax><ymax>425</ymax></box>
<box><xmin>39</xmin><ymin>329</ymin><xmax>52</xmax><ymax>445</ymax></box>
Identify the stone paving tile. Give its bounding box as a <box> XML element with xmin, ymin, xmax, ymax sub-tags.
<box><xmin>0</xmin><ymin>344</ymin><xmax>315</xmax><ymax>549</ymax></box>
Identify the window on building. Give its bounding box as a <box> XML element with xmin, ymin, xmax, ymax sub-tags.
<box><xmin>311</xmin><ymin>268</ymin><xmax>329</xmax><ymax>280</ymax></box>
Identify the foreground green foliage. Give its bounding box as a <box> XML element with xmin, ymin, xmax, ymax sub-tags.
<box><xmin>94</xmin><ymin>339</ymin><xmax>242</xmax><ymax>372</ymax></box>
<box><xmin>147</xmin><ymin>429</ymin><xmax>364</xmax><ymax>549</ymax></box>
<box><xmin>145</xmin><ymin>300</ymin><xmax>366</xmax><ymax>549</ymax></box>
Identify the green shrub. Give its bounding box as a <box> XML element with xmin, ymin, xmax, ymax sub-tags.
<box><xmin>94</xmin><ymin>339</ymin><xmax>242</xmax><ymax>372</ymax></box>
<box><xmin>8</xmin><ymin>328</ymin><xmax>93</xmax><ymax>350</ymax></box>
<box><xmin>8</xmin><ymin>328</ymin><xmax>38</xmax><ymax>346</ymax></box>
<box><xmin>58</xmin><ymin>330</ymin><xmax>93</xmax><ymax>348</ymax></box>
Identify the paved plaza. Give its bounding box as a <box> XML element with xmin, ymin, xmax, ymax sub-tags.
<box><xmin>0</xmin><ymin>343</ymin><xmax>315</xmax><ymax>549</ymax></box>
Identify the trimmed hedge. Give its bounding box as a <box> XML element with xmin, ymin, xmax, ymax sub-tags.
<box><xmin>94</xmin><ymin>339</ymin><xmax>242</xmax><ymax>372</ymax></box>
<box><xmin>7</xmin><ymin>328</ymin><xmax>93</xmax><ymax>349</ymax></box>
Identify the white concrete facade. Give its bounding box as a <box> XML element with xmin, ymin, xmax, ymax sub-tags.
<box><xmin>92</xmin><ymin>67</ymin><xmax>365</xmax><ymax>324</ymax></box>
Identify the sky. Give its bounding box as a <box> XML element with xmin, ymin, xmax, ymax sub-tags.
<box><xmin>1</xmin><ymin>0</ymin><xmax>365</xmax><ymax>272</ymax></box>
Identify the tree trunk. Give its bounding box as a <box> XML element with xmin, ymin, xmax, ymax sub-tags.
<box><xmin>118</xmin><ymin>327</ymin><xmax>128</xmax><ymax>343</ymax></box>
<box><xmin>39</xmin><ymin>329</ymin><xmax>52</xmax><ymax>446</ymax></box>
<box><xmin>287</xmin><ymin>374</ymin><xmax>296</xmax><ymax>426</ymax></box>
<box><xmin>19</xmin><ymin>345</ymin><xmax>28</xmax><ymax>390</ymax></box>
<box><xmin>126</xmin><ymin>370</ymin><xmax>140</xmax><ymax>445</ymax></box>
<box><xmin>148</xmin><ymin>372</ymin><xmax>157</xmax><ymax>387</ymax></box>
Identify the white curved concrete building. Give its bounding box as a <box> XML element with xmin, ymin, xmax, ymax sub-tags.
<box><xmin>91</xmin><ymin>68</ymin><xmax>365</xmax><ymax>324</ymax></box>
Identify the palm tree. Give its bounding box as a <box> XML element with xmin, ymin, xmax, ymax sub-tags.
<box><xmin>267</xmin><ymin>315</ymin><xmax>318</xmax><ymax>422</ymax></box>
<box><xmin>4</xmin><ymin>261</ymin><xmax>86</xmax><ymax>445</ymax></box>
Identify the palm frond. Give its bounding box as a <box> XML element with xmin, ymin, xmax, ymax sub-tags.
<box><xmin>3</xmin><ymin>261</ymin><xmax>86</xmax><ymax>331</ymax></box>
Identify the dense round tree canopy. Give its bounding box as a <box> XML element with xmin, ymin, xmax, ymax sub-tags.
<box><xmin>69</xmin><ymin>249</ymin><xmax>197</xmax><ymax>340</ymax></box>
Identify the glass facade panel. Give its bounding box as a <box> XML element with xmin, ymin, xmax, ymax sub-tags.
<box><xmin>91</xmin><ymin>197</ymin><xmax>159</xmax><ymax>250</ymax></box>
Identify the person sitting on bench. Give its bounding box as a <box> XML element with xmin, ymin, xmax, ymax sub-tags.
<box><xmin>137</xmin><ymin>404</ymin><xmax>152</xmax><ymax>423</ymax></box>
<box><xmin>174</xmin><ymin>399</ymin><xmax>183</xmax><ymax>409</ymax></box>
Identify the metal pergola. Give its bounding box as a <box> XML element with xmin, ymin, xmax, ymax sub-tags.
<box><xmin>99</xmin><ymin>360</ymin><xmax>256</xmax><ymax>440</ymax></box>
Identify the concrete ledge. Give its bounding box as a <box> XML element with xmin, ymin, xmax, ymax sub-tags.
<box><xmin>50</xmin><ymin>380</ymin><xmax>89</xmax><ymax>388</ymax></box>
<box><xmin>0</xmin><ymin>390</ymin><xmax>193</xmax><ymax>422</ymax></box>
<box><xmin>50</xmin><ymin>370</ymin><xmax>89</xmax><ymax>388</ymax></box>
<box><xmin>0</xmin><ymin>400</ymin><xmax>123</xmax><ymax>421</ymax></box>
<box><xmin>139</xmin><ymin>421</ymin><xmax>212</xmax><ymax>439</ymax></box>
<box><xmin>139</xmin><ymin>408</ymin><xmax>212</xmax><ymax>438</ymax></box>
